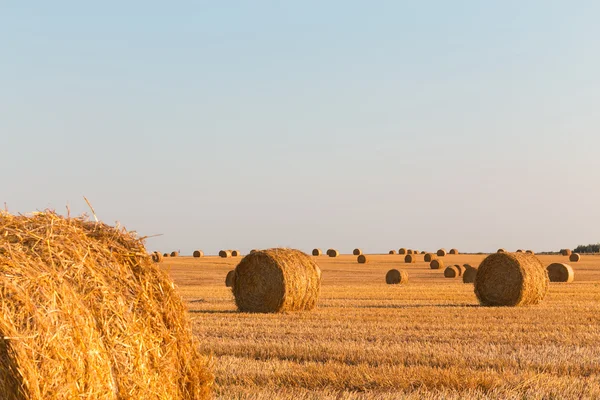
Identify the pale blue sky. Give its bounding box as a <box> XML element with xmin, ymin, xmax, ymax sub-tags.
<box><xmin>1</xmin><ymin>2</ymin><xmax>599</xmax><ymax>254</ymax></box>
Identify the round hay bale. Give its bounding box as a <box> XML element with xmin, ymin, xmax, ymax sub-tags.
<box><xmin>421</xmin><ymin>251</ymin><xmax>426</xmax><ymax>254</ymax></box>
<box><xmin>474</xmin><ymin>252</ymin><xmax>549</xmax><ymax>307</ymax></box>
<box><xmin>497</xmin><ymin>248</ymin><xmax>506</xmax><ymax>253</ymax></box>
<box><xmin>463</xmin><ymin>267</ymin><xmax>478</xmax><ymax>283</ymax></box>
<box><xmin>193</xmin><ymin>250</ymin><xmax>204</xmax><ymax>258</ymax></box>
<box><xmin>231</xmin><ymin>250</ymin><xmax>241</xmax><ymax>257</ymax></box>
<box><xmin>404</xmin><ymin>254</ymin><xmax>416</xmax><ymax>263</ymax></box>
<box><xmin>407</xmin><ymin>249</ymin><xmax>414</xmax><ymax>255</ymax></box>
<box><xmin>232</xmin><ymin>248</ymin><xmax>321</xmax><ymax>313</ymax></box>
<box><xmin>328</xmin><ymin>249</ymin><xmax>340</xmax><ymax>258</ymax></box>
<box><xmin>388</xmin><ymin>250</ymin><xmax>397</xmax><ymax>255</ymax></box>
<box><xmin>437</xmin><ymin>249</ymin><xmax>447</xmax><ymax>257</ymax></box>
<box><xmin>163</xmin><ymin>252</ymin><xmax>169</xmax><ymax>257</ymax></box>
<box><xmin>0</xmin><ymin>211</ymin><xmax>213</xmax><ymax>399</ymax></box>
<box><xmin>444</xmin><ymin>266</ymin><xmax>459</xmax><ymax>278</ymax></box>
<box><xmin>430</xmin><ymin>259</ymin><xmax>444</xmax><ymax>270</ymax></box>
<box><xmin>386</xmin><ymin>269</ymin><xmax>409</xmax><ymax>285</ymax></box>
<box><xmin>561</xmin><ymin>249</ymin><xmax>572</xmax><ymax>256</ymax></box>
<box><xmin>413</xmin><ymin>250</ymin><xmax>419</xmax><ymax>254</ymax></box>
<box><xmin>219</xmin><ymin>250</ymin><xmax>232</xmax><ymax>258</ymax></box>
<box><xmin>455</xmin><ymin>264</ymin><xmax>466</xmax><ymax>276</ymax></box>
<box><xmin>353</xmin><ymin>248</ymin><xmax>362</xmax><ymax>256</ymax></box>
<box><xmin>357</xmin><ymin>255</ymin><xmax>368</xmax><ymax>264</ymax></box>
<box><xmin>225</xmin><ymin>270</ymin><xmax>236</xmax><ymax>287</ymax></box>
<box><xmin>312</xmin><ymin>248</ymin><xmax>322</xmax><ymax>256</ymax></box>
<box><xmin>424</xmin><ymin>253</ymin><xmax>436</xmax><ymax>262</ymax></box>
<box><xmin>398</xmin><ymin>248</ymin><xmax>407</xmax><ymax>255</ymax></box>
<box><xmin>526</xmin><ymin>250</ymin><xmax>534</xmax><ymax>255</ymax></box>
<box><xmin>170</xmin><ymin>251</ymin><xmax>179</xmax><ymax>257</ymax></box>
<box><xmin>516</xmin><ymin>249</ymin><xmax>524</xmax><ymax>253</ymax></box>
<box><xmin>151</xmin><ymin>251</ymin><xmax>163</xmax><ymax>263</ymax></box>
<box><xmin>547</xmin><ymin>263</ymin><xmax>574</xmax><ymax>283</ymax></box>
<box><xmin>569</xmin><ymin>253</ymin><xmax>581</xmax><ymax>262</ymax></box>
<box><xmin>449</xmin><ymin>248</ymin><xmax>459</xmax><ymax>255</ymax></box>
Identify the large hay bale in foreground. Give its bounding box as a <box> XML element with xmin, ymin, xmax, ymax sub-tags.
<box><xmin>398</xmin><ymin>248</ymin><xmax>407</xmax><ymax>255</ymax></box>
<box><xmin>0</xmin><ymin>211</ymin><xmax>213</xmax><ymax>399</ymax></box>
<box><xmin>437</xmin><ymin>249</ymin><xmax>447</xmax><ymax>257</ymax></box>
<box><xmin>463</xmin><ymin>266</ymin><xmax>478</xmax><ymax>283</ymax></box>
<box><xmin>474</xmin><ymin>252</ymin><xmax>549</xmax><ymax>307</ymax></box>
<box><xmin>444</xmin><ymin>265</ymin><xmax>459</xmax><ymax>278</ymax></box>
<box><xmin>219</xmin><ymin>250</ymin><xmax>232</xmax><ymax>258</ymax></box>
<box><xmin>430</xmin><ymin>259</ymin><xmax>444</xmax><ymax>270</ymax></box>
<box><xmin>547</xmin><ymin>263</ymin><xmax>574</xmax><ymax>283</ymax></box>
<box><xmin>357</xmin><ymin>255</ymin><xmax>368</xmax><ymax>264</ymax></box>
<box><xmin>312</xmin><ymin>248</ymin><xmax>322</xmax><ymax>256</ymax></box>
<box><xmin>225</xmin><ymin>270</ymin><xmax>236</xmax><ymax>287</ymax></box>
<box><xmin>386</xmin><ymin>269</ymin><xmax>408</xmax><ymax>285</ymax></box>
<box><xmin>404</xmin><ymin>254</ymin><xmax>416</xmax><ymax>263</ymax></box>
<box><xmin>151</xmin><ymin>251</ymin><xmax>163</xmax><ymax>263</ymax></box>
<box><xmin>328</xmin><ymin>249</ymin><xmax>340</xmax><ymax>258</ymax></box>
<box><xmin>170</xmin><ymin>251</ymin><xmax>179</xmax><ymax>257</ymax></box>
<box><xmin>232</xmin><ymin>248</ymin><xmax>321</xmax><ymax>313</ymax></box>
<box><xmin>449</xmin><ymin>248</ymin><xmax>459</xmax><ymax>255</ymax></box>
<box><xmin>569</xmin><ymin>253</ymin><xmax>581</xmax><ymax>262</ymax></box>
<box><xmin>424</xmin><ymin>253</ymin><xmax>436</xmax><ymax>262</ymax></box>
<box><xmin>193</xmin><ymin>250</ymin><xmax>204</xmax><ymax>258</ymax></box>
<box><xmin>353</xmin><ymin>248</ymin><xmax>362</xmax><ymax>256</ymax></box>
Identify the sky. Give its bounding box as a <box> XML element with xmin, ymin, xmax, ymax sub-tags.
<box><xmin>1</xmin><ymin>1</ymin><xmax>599</xmax><ymax>255</ymax></box>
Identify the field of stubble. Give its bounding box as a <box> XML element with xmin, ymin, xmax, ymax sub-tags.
<box><xmin>162</xmin><ymin>253</ymin><xmax>600</xmax><ymax>399</ymax></box>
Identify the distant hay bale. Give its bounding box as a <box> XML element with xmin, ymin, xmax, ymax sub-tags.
<box><xmin>386</xmin><ymin>269</ymin><xmax>409</xmax><ymax>285</ymax></box>
<box><xmin>170</xmin><ymin>251</ymin><xmax>179</xmax><ymax>257</ymax></box>
<box><xmin>444</xmin><ymin>265</ymin><xmax>460</xmax><ymax>278</ymax></box>
<box><xmin>398</xmin><ymin>248</ymin><xmax>407</xmax><ymax>255</ymax></box>
<box><xmin>424</xmin><ymin>253</ymin><xmax>436</xmax><ymax>262</ymax></box>
<box><xmin>163</xmin><ymin>253</ymin><xmax>169</xmax><ymax>257</ymax></box>
<box><xmin>449</xmin><ymin>248</ymin><xmax>459</xmax><ymax>255</ymax></box>
<box><xmin>357</xmin><ymin>255</ymin><xmax>368</xmax><ymax>264</ymax></box>
<box><xmin>547</xmin><ymin>263</ymin><xmax>574</xmax><ymax>283</ymax></box>
<box><xmin>231</xmin><ymin>250</ymin><xmax>240</xmax><ymax>257</ymax></box>
<box><xmin>526</xmin><ymin>250</ymin><xmax>534</xmax><ymax>255</ymax></box>
<box><xmin>430</xmin><ymin>259</ymin><xmax>444</xmax><ymax>270</ymax></box>
<box><xmin>389</xmin><ymin>250</ymin><xmax>397</xmax><ymax>255</ymax></box>
<box><xmin>455</xmin><ymin>264</ymin><xmax>466</xmax><ymax>276</ymax></box>
<box><xmin>193</xmin><ymin>250</ymin><xmax>204</xmax><ymax>258</ymax></box>
<box><xmin>312</xmin><ymin>248</ymin><xmax>322</xmax><ymax>256</ymax></box>
<box><xmin>463</xmin><ymin>267</ymin><xmax>478</xmax><ymax>283</ymax></box>
<box><xmin>407</xmin><ymin>249</ymin><xmax>414</xmax><ymax>255</ymax></box>
<box><xmin>0</xmin><ymin>211</ymin><xmax>213</xmax><ymax>399</ymax></box>
<box><xmin>437</xmin><ymin>249</ymin><xmax>447</xmax><ymax>257</ymax></box>
<box><xmin>413</xmin><ymin>250</ymin><xmax>419</xmax><ymax>254</ymax></box>
<box><xmin>353</xmin><ymin>248</ymin><xmax>362</xmax><ymax>256</ymax></box>
<box><xmin>421</xmin><ymin>251</ymin><xmax>426</xmax><ymax>254</ymax></box>
<box><xmin>569</xmin><ymin>253</ymin><xmax>581</xmax><ymax>262</ymax></box>
<box><xmin>404</xmin><ymin>254</ymin><xmax>416</xmax><ymax>263</ymax></box>
<box><xmin>561</xmin><ymin>249</ymin><xmax>572</xmax><ymax>256</ymax></box>
<box><xmin>232</xmin><ymin>248</ymin><xmax>321</xmax><ymax>313</ymax></box>
<box><xmin>219</xmin><ymin>250</ymin><xmax>232</xmax><ymax>258</ymax></box>
<box><xmin>474</xmin><ymin>252</ymin><xmax>549</xmax><ymax>307</ymax></box>
<box><xmin>151</xmin><ymin>251</ymin><xmax>163</xmax><ymax>263</ymax></box>
<box><xmin>497</xmin><ymin>248</ymin><xmax>506</xmax><ymax>253</ymax></box>
<box><xmin>225</xmin><ymin>270</ymin><xmax>236</xmax><ymax>287</ymax></box>
<box><xmin>328</xmin><ymin>249</ymin><xmax>340</xmax><ymax>258</ymax></box>
<box><xmin>326</xmin><ymin>249</ymin><xmax>334</xmax><ymax>256</ymax></box>
<box><xmin>516</xmin><ymin>249</ymin><xmax>524</xmax><ymax>253</ymax></box>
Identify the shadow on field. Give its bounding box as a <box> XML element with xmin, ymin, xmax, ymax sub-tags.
<box><xmin>319</xmin><ymin>303</ymin><xmax>480</xmax><ymax>309</ymax></box>
<box><xmin>188</xmin><ymin>310</ymin><xmax>238</xmax><ymax>314</ymax></box>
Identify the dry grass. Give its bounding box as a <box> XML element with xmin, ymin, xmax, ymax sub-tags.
<box><xmin>161</xmin><ymin>253</ymin><xmax>600</xmax><ymax>399</ymax></box>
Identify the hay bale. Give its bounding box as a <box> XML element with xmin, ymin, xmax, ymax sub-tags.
<box><xmin>231</xmin><ymin>250</ymin><xmax>240</xmax><ymax>257</ymax></box>
<box><xmin>404</xmin><ymin>254</ymin><xmax>416</xmax><ymax>263</ymax></box>
<box><xmin>328</xmin><ymin>249</ymin><xmax>340</xmax><ymax>258</ymax></box>
<box><xmin>398</xmin><ymin>248</ymin><xmax>407</xmax><ymax>255</ymax></box>
<box><xmin>526</xmin><ymin>250</ymin><xmax>534</xmax><ymax>255</ymax></box>
<box><xmin>547</xmin><ymin>263</ymin><xmax>574</xmax><ymax>283</ymax></box>
<box><xmin>561</xmin><ymin>249</ymin><xmax>572</xmax><ymax>256</ymax></box>
<box><xmin>170</xmin><ymin>251</ymin><xmax>179</xmax><ymax>257</ymax></box>
<box><xmin>474</xmin><ymin>252</ymin><xmax>549</xmax><ymax>306</ymax></box>
<box><xmin>219</xmin><ymin>250</ymin><xmax>232</xmax><ymax>258</ymax></box>
<box><xmin>357</xmin><ymin>255</ymin><xmax>368</xmax><ymax>264</ymax></box>
<box><xmin>455</xmin><ymin>264</ymin><xmax>466</xmax><ymax>276</ymax></box>
<box><xmin>312</xmin><ymin>248</ymin><xmax>322</xmax><ymax>256</ymax></box>
<box><xmin>424</xmin><ymin>253</ymin><xmax>436</xmax><ymax>262</ymax></box>
<box><xmin>430</xmin><ymin>259</ymin><xmax>444</xmax><ymax>270</ymax></box>
<box><xmin>232</xmin><ymin>248</ymin><xmax>321</xmax><ymax>313</ymax></box>
<box><xmin>225</xmin><ymin>270</ymin><xmax>236</xmax><ymax>287</ymax></box>
<box><xmin>407</xmin><ymin>249</ymin><xmax>414</xmax><ymax>255</ymax></box>
<box><xmin>444</xmin><ymin>266</ymin><xmax>460</xmax><ymax>278</ymax></box>
<box><xmin>163</xmin><ymin>252</ymin><xmax>169</xmax><ymax>257</ymax></box>
<box><xmin>0</xmin><ymin>211</ymin><xmax>213</xmax><ymax>399</ymax></box>
<box><xmin>388</xmin><ymin>250</ymin><xmax>397</xmax><ymax>255</ymax></box>
<box><xmin>193</xmin><ymin>250</ymin><xmax>204</xmax><ymax>258</ymax></box>
<box><xmin>449</xmin><ymin>248</ymin><xmax>459</xmax><ymax>255</ymax></box>
<box><xmin>569</xmin><ymin>253</ymin><xmax>581</xmax><ymax>262</ymax></box>
<box><xmin>421</xmin><ymin>251</ymin><xmax>426</xmax><ymax>254</ymax></box>
<box><xmin>386</xmin><ymin>269</ymin><xmax>408</xmax><ymax>285</ymax></box>
<box><xmin>353</xmin><ymin>248</ymin><xmax>362</xmax><ymax>256</ymax></box>
<box><xmin>437</xmin><ymin>249</ymin><xmax>447</xmax><ymax>257</ymax></box>
<box><xmin>497</xmin><ymin>248</ymin><xmax>506</xmax><ymax>253</ymax></box>
<box><xmin>151</xmin><ymin>251</ymin><xmax>163</xmax><ymax>263</ymax></box>
<box><xmin>516</xmin><ymin>249</ymin><xmax>524</xmax><ymax>253</ymax></box>
<box><xmin>463</xmin><ymin>267</ymin><xmax>478</xmax><ymax>283</ymax></box>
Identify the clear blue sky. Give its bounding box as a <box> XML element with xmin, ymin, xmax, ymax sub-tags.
<box><xmin>2</xmin><ymin>2</ymin><xmax>599</xmax><ymax>254</ymax></box>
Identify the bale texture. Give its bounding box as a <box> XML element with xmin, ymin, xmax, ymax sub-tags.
<box><xmin>569</xmin><ymin>253</ymin><xmax>581</xmax><ymax>262</ymax></box>
<box><xmin>424</xmin><ymin>253</ymin><xmax>436</xmax><ymax>262</ymax></box>
<box><xmin>219</xmin><ymin>250</ymin><xmax>232</xmax><ymax>258</ymax></box>
<box><xmin>151</xmin><ymin>251</ymin><xmax>163</xmax><ymax>263</ymax></box>
<box><xmin>328</xmin><ymin>249</ymin><xmax>340</xmax><ymax>258</ymax></box>
<box><xmin>0</xmin><ymin>211</ymin><xmax>213</xmax><ymax>400</ymax></box>
<box><xmin>312</xmin><ymin>248</ymin><xmax>322</xmax><ymax>256</ymax></box>
<box><xmin>232</xmin><ymin>248</ymin><xmax>321</xmax><ymax>313</ymax></box>
<box><xmin>398</xmin><ymin>248</ymin><xmax>407</xmax><ymax>255</ymax></box>
<box><xmin>357</xmin><ymin>255</ymin><xmax>368</xmax><ymax>264</ymax></box>
<box><xmin>404</xmin><ymin>254</ymin><xmax>416</xmax><ymax>263</ymax></box>
<box><xmin>231</xmin><ymin>250</ymin><xmax>240</xmax><ymax>257</ymax></box>
<box><xmin>193</xmin><ymin>250</ymin><xmax>204</xmax><ymax>258</ymax></box>
<box><xmin>170</xmin><ymin>251</ymin><xmax>179</xmax><ymax>257</ymax></box>
<box><xmin>388</xmin><ymin>250</ymin><xmax>397</xmax><ymax>255</ymax></box>
<box><xmin>437</xmin><ymin>249</ymin><xmax>447</xmax><ymax>257</ymax></box>
<box><xmin>385</xmin><ymin>269</ymin><xmax>408</xmax><ymax>285</ymax></box>
<box><xmin>463</xmin><ymin>267</ymin><xmax>478</xmax><ymax>283</ymax></box>
<box><xmin>547</xmin><ymin>263</ymin><xmax>574</xmax><ymax>283</ymax></box>
<box><xmin>353</xmin><ymin>248</ymin><xmax>362</xmax><ymax>256</ymax></box>
<box><xmin>444</xmin><ymin>266</ymin><xmax>459</xmax><ymax>278</ymax></box>
<box><xmin>474</xmin><ymin>252</ymin><xmax>549</xmax><ymax>307</ymax></box>
<box><xmin>225</xmin><ymin>270</ymin><xmax>236</xmax><ymax>287</ymax></box>
<box><xmin>430</xmin><ymin>259</ymin><xmax>444</xmax><ymax>270</ymax></box>
<box><xmin>449</xmin><ymin>249</ymin><xmax>459</xmax><ymax>255</ymax></box>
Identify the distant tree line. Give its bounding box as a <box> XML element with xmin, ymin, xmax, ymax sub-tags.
<box><xmin>573</xmin><ymin>243</ymin><xmax>600</xmax><ymax>254</ymax></box>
